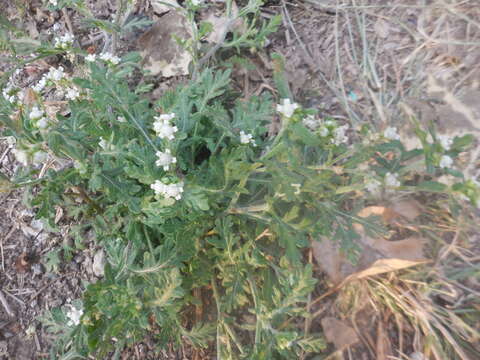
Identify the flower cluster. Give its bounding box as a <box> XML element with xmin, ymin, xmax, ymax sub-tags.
<box><xmin>365</xmin><ymin>178</ymin><xmax>381</xmax><ymax>195</ymax></box>
<box><xmin>29</xmin><ymin>106</ymin><xmax>49</xmax><ymax>129</ymax></box>
<box><xmin>383</xmin><ymin>126</ymin><xmax>400</xmax><ymax>141</ymax></box>
<box><xmin>277</xmin><ymin>99</ymin><xmax>299</xmax><ymax>118</ymax></box>
<box><xmin>99</xmin><ymin>53</ymin><xmax>121</xmax><ymax>65</ymax></box>
<box><xmin>385</xmin><ymin>172</ymin><xmax>401</xmax><ymax>188</ymax></box>
<box><xmin>240</xmin><ymin>131</ymin><xmax>256</xmax><ymax>146</ymax></box>
<box><xmin>153</xmin><ymin>113</ymin><xmax>178</xmax><ymax>140</ymax></box>
<box><xmin>303</xmin><ymin>115</ymin><xmax>320</xmax><ymax>131</ymax></box>
<box><xmin>439</xmin><ymin>155</ymin><xmax>453</xmax><ymax>168</ymax></box>
<box><xmin>437</xmin><ymin>134</ymin><xmax>452</xmax><ymax>151</ymax></box>
<box><xmin>32</xmin><ymin>66</ymin><xmax>65</xmax><ymax>93</ymax></box>
<box><xmin>151</xmin><ymin>113</ymin><xmax>183</xmax><ymax>201</ymax></box>
<box><xmin>331</xmin><ymin>124</ymin><xmax>349</xmax><ymax>145</ymax></box>
<box><xmin>150</xmin><ymin>180</ymin><xmax>184</xmax><ymax>200</ymax></box>
<box><xmin>66</xmin><ymin>305</ymin><xmax>83</xmax><ymax>327</ymax></box>
<box><xmin>155</xmin><ymin>149</ymin><xmax>177</xmax><ymax>170</ymax></box>
<box><xmin>54</xmin><ymin>33</ymin><xmax>74</xmax><ymax>49</ymax></box>
<box><xmin>12</xmin><ymin>143</ymin><xmax>48</xmax><ymax>166</ymax></box>
<box><xmin>85</xmin><ymin>54</ymin><xmax>97</xmax><ymax>62</ymax></box>
<box><xmin>1</xmin><ymin>69</ymin><xmax>22</xmax><ymax>103</ymax></box>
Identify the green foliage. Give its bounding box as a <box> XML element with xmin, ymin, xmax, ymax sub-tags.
<box><xmin>1</xmin><ymin>1</ymin><xmax>477</xmax><ymax>359</ymax></box>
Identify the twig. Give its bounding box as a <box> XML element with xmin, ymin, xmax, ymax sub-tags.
<box><xmin>0</xmin><ymin>289</ymin><xmax>14</xmax><ymax>317</ymax></box>
<box><xmin>300</xmin><ymin>248</ymin><xmax>313</xmax><ymax>360</ymax></box>
<box><xmin>2</xmin><ymin>225</ymin><xmax>17</xmax><ymax>272</ymax></box>
<box><xmin>61</xmin><ymin>9</ymin><xmax>74</xmax><ymax>35</ymax></box>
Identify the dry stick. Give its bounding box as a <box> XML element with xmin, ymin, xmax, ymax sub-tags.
<box><xmin>300</xmin><ymin>249</ymin><xmax>313</xmax><ymax>360</ymax></box>
<box><xmin>61</xmin><ymin>8</ymin><xmax>74</xmax><ymax>35</ymax></box>
<box><xmin>0</xmin><ymin>289</ymin><xmax>14</xmax><ymax>317</ymax></box>
<box><xmin>2</xmin><ymin>225</ymin><xmax>17</xmax><ymax>272</ymax></box>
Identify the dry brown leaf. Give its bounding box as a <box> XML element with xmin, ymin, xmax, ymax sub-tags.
<box><xmin>138</xmin><ymin>11</ymin><xmax>192</xmax><ymax>77</ymax></box>
<box><xmin>311</xmin><ymin>237</ymin><xmax>346</xmax><ymax>284</ymax></box>
<box><xmin>355</xmin><ymin>205</ymin><xmax>426</xmax><ymax>260</ymax></box>
<box><xmin>345</xmin><ymin>258</ymin><xmax>428</xmax><ymax>281</ymax></box>
<box><xmin>360</xmin><ymin>235</ymin><xmax>426</xmax><ymax>261</ymax></box>
<box><xmin>390</xmin><ymin>199</ymin><xmax>422</xmax><ymax>221</ymax></box>
<box><xmin>151</xmin><ymin>0</ymin><xmax>179</xmax><ymax>14</ymax></box>
<box><xmin>321</xmin><ymin>317</ymin><xmax>359</xmax><ymax>350</ymax></box>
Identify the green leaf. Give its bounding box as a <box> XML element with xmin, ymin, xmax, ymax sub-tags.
<box><xmin>416</xmin><ymin>180</ymin><xmax>448</xmax><ymax>192</ymax></box>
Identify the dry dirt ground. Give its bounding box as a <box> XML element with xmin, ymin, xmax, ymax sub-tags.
<box><xmin>1</xmin><ymin>0</ymin><xmax>479</xmax><ymax>359</ymax></box>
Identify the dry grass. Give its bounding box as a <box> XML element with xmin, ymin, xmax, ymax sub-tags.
<box><xmin>287</xmin><ymin>1</ymin><xmax>480</xmax><ymax>359</ymax></box>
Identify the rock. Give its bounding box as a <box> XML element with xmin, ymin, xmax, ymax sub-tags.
<box><xmin>137</xmin><ymin>11</ymin><xmax>193</xmax><ymax>77</ymax></box>
<box><xmin>92</xmin><ymin>250</ymin><xmax>105</xmax><ymax>277</ymax></box>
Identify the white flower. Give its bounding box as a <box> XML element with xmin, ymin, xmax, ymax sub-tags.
<box><xmin>32</xmin><ymin>151</ymin><xmax>48</xmax><ymax>165</ymax></box>
<box><xmin>319</xmin><ymin>126</ymin><xmax>329</xmax><ymax>137</ymax></box>
<box><xmin>49</xmin><ymin>0</ymin><xmax>58</xmax><ymax>6</ymax></box>
<box><xmin>156</xmin><ymin>113</ymin><xmax>176</xmax><ymax>122</ymax></box>
<box><xmin>291</xmin><ymin>183</ymin><xmax>301</xmax><ymax>195</ymax></box>
<box><xmin>150</xmin><ymin>180</ymin><xmax>184</xmax><ymax>200</ymax></box>
<box><xmin>303</xmin><ymin>115</ymin><xmax>319</xmax><ymax>130</ymax></box>
<box><xmin>85</xmin><ymin>54</ymin><xmax>96</xmax><ymax>62</ymax></box>
<box><xmin>46</xmin><ymin>66</ymin><xmax>65</xmax><ymax>81</ymax></box>
<box><xmin>100</xmin><ymin>53</ymin><xmax>120</xmax><ymax>65</ymax></box>
<box><xmin>191</xmin><ymin>0</ymin><xmax>203</xmax><ymax>5</ymax></box>
<box><xmin>54</xmin><ymin>33</ymin><xmax>74</xmax><ymax>49</ymax></box>
<box><xmin>2</xmin><ymin>84</ymin><xmax>17</xmax><ymax>103</ymax></box>
<box><xmin>153</xmin><ymin>115</ymin><xmax>178</xmax><ymax>140</ymax></box>
<box><xmin>437</xmin><ymin>134</ymin><xmax>453</xmax><ymax>150</ymax></box>
<box><xmin>365</xmin><ymin>178</ymin><xmax>381</xmax><ymax>194</ymax></box>
<box><xmin>439</xmin><ymin>155</ymin><xmax>453</xmax><ymax>168</ymax></box>
<box><xmin>331</xmin><ymin>124</ymin><xmax>349</xmax><ymax>145</ymax></box>
<box><xmin>12</xmin><ymin>148</ymin><xmax>28</xmax><ymax>166</ymax></box>
<box><xmin>66</xmin><ymin>87</ymin><xmax>80</xmax><ymax>100</ymax></box>
<box><xmin>33</xmin><ymin>77</ymin><xmax>47</xmax><ymax>92</ymax></box>
<box><xmin>155</xmin><ymin>149</ymin><xmax>177</xmax><ymax>171</ymax></box>
<box><xmin>29</xmin><ymin>106</ymin><xmax>44</xmax><ymax>120</ymax></box>
<box><xmin>384</xmin><ymin>126</ymin><xmax>400</xmax><ymax>141</ymax></box>
<box><xmin>66</xmin><ymin>305</ymin><xmax>83</xmax><ymax>326</ymax></box>
<box><xmin>36</xmin><ymin>117</ymin><xmax>49</xmax><ymax>129</ymax></box>
<box><xmin>276</xmin><ymin>99</ymin><xmax>299</xmax><ymax>118</ymax></box>
<box><xmin>239</xmin><ymin>131</ymin><xmax>256</xmax><ymax>146</ymax></box>
<box><xmin>117</xmin><ymin>116</ymin><xmax>126</xmax><ymax>123</ymax></box>
<box><xmin>385</xmin><ymin>172</ymin><xmax>401</xmax><ymax>187</ymax></box>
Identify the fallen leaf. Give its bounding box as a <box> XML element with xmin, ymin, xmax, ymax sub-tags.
<box><xmin>151</xmin><ymin>0</ymin><xmax>179</xmax><ymax>14</ymax></box>
<box><xmin>355</xmin><ymin>206</ymin><xmax>426</xmax><ymax>261</ymax></box>
<box><xmin>360</xmin><ymin>235</ymin><xmax>426</xmax><ymax>261</ymax></box>
<box><xmin>390</xmin><ymin>199</ymin><xmax>422</xmax><ymax>221</ymax></box>
<box><xmin>137</xmin><ymin>11</ymin><xmax>193</xmax><ymax>77</ymax></box>
<box><xmin>311</xmin><ymin>237</ymin><xmax>346</xmax><ymax>284</ymax></box>
<box><xmin>345</xmin><ymin>258</ymin><xmax>428</xmax><ymax>281</ymax></box>
<box><xmin>321</xmin><ymin>317</ymin><xmax>359</xmax><ymax>349</ymax></box>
